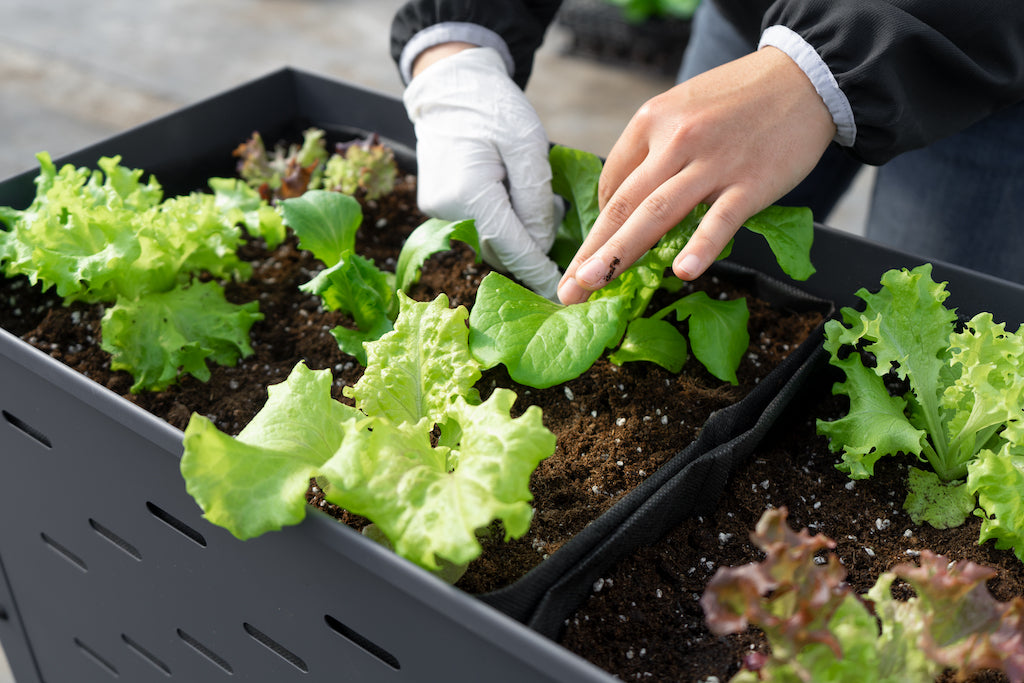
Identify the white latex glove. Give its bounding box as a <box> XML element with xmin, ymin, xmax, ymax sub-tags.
<box><xmin>403</xmin><ymin>46</ymin><xmax>562</xmax><ymax>300</ymax></box>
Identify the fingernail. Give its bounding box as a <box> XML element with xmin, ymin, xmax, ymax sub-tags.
<box><xmin>675</xmin><ymin>253</ymin><xmax>702</xmax><ymax>279</ymax></box>
<box><xmin>575</xmin><ymin>257</ymin><xmax>611</xmax><ymax>289</ymax></box>
<box><xmin>557</xmin><ymin>277</ymin><xmax>589</xmax><ymax>305</ymax></box>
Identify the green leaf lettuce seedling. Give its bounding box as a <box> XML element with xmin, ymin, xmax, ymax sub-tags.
<box><xmin>818</xmin><ymin>264</ymin><xmax>1024</xmax><ymax>561</ymax></box>
<box><xmin>468</xmin><ymin>145</ymin><xmax>808</xmax><ymax>389</ymax></box>
<box><xmin>181</xmin><ymin>293</ymin><xmax>555</xmax><ymax>573</ymax></box>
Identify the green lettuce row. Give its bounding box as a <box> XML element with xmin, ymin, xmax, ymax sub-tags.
<box><xmin>0</xmin><ymin>152</ymin><xmax>283</xmax><ymax>392</ymax></box>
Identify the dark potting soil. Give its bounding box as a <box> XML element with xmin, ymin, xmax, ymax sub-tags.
<box><xmin>4</xmin><ymin>175</ymin><xmax>1016</xmax><ymax>682</ymax></box>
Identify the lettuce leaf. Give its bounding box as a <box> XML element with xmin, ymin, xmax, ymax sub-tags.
<box><xmin>468</xmin><ymin>272</ymin><xmax>629</xmax><ymax>388</ymax></box>
<box><xmin>469</xmin><ymin>146</ymin><xmax>813</xmax><ymax>390</ymax></box>
<box><xmin>101</xmin><ymin>281</ymin><xmax>263</xmax><ymax>392</ymax></box>
<box><xmin>648</xmin><ymin>290</ymin><xmax>750</xmax><ymax>384</ymax></box>
<box><xmin>395</xmin><ymin>217</ymin><xmax>479</xmax><ymax>292</ymax></box>
<box><xmin>0</xmin><ymin>153</ymin><xmax>269</xmax><ymax>391</ymax></box>
<box><xmin>608</xmin><ymin>317</ymin><xmax>688</xmax><ymax>372</ymax></box>
<box><xmin>967</xmin><ymin>443</ymin><xmax>1024</xmax><ymax>563</ymax></box>
<box><xmin>0</xmin><ymin>152</ymin><xmax>158</xmax><ymax>302</ymax></box>
<box><xmin>548</xmin><ymin>145</ymin><xmax>602</xmax><ymax>269</ymax></box>
<box><xmin>322</xmin><ymin>389</ymin><xmax>551</xmax><ymax>568</ymax></box>
<box><xmin>345</xmin><ymin>292</ymin><xmax>482</xmax><ymax>425</ymax></box>
<box><xmin>0</xmin><ymin>153</ymin><xmax>257</xmax><ymax>303</ymax></box>
<box><xmin>280</xmin><ymin>189</ymin><xmax>362</xmax><ymax>266</ymax></box>
<box><xmin>301</xmin><ymin>254</ymin><xmax>396</xmax><ymax>364</ymax></box>
<box><xmin>209</xmin><ymin>176</ymin><xmax>286</xmax><ymax>249</ymax></box>
<box><xmin>182</xmin><ymin>361</ymin><xmax>359</xmax><ymax>539</ymax></box>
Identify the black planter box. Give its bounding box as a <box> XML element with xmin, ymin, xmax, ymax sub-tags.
<box><xmin>556</xmin><ymin>0</ymin><xmax>692</xmax><ymax>76</ymax></box>
<box><xmin>0</xmin><ymin>68</ymin><xmax>619</xmax><ymax>683</ymax></box>
<box><xmin>2</xmin><ymin>67</ymin><xmax>1007</xmax><ymax>683</ymax></box>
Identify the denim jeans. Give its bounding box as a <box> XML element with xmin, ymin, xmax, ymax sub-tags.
<box><xmin>678</xmin><ymin>1</ymin><xmax>1024</xmax><ymax>283</ymax></box>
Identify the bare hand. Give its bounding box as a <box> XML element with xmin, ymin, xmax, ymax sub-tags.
<box><xmin>557</xmin><ymin>47</ymin><xmax>836</xmax><ymax>304</ymax></box>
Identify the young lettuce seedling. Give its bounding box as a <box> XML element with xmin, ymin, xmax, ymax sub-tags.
<box><xmin>468</xmin><ymin>145</ymin><xmax>815</xmax><ymax>389</ymax></box>
<box><xmin>234</xmin><ymin>128</ymin><xmax>399</xmax><ymax>202</ymax></box>
<box><xmin>817</xmin><ymin>264</ymin><xmax>1024</xmax><ymax>560</ymax></box>
<box><xmin>280</xmin><ymin>189</ymin><xmax>479</xmax><ymax>365</ymax></box>
<box><xmin>701</xmin><ymin>507</ymin><xmax>1024</xmax><ymax>683</ymax></box>
<box><xmin>181</xmin><ymin>293</ymin><xmax>555</xmax><ymax>576</ymax></box>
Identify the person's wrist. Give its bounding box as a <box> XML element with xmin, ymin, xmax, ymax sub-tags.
<box><xmin>757</xmin><ymin>44</ymin><xmax>838</xmax><ymax>142</ymax></box>
<box><xmin>411</xmin><ymin>41</ymin><xmax>478</xmax><ymax>78</ymax></box>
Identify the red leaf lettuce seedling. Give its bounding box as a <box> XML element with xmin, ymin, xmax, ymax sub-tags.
<box><xmin>701</xmin><ymin>507</ymin><xmax>1024</xmax><ymax>683</ymax></box>
<box><xmin>817</xmin><ymin>264</ymin><xmax>1024</xmax><ymax>561</ymax></box>
<box><xmin>234</xmin><ymin>127</ymin><xmax>398</xmax><ymax>202</ymax></box>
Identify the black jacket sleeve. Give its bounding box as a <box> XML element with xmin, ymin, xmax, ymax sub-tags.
<box><xmin>390</xmin><ymin>0</ymin><xmax>563</xmax><ymax>89</ymax></box>
<box><xmin>751</xmin><ymin>0</ymin><xmax>1024</xmax><ymax>164</ymax></box>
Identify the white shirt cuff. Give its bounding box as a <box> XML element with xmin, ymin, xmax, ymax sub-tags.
<box><xmin>399</xmin><ymin>22</ymin><xmax>515</xmax><ymax>84</ymax></box>
<box><xmin>759</xmin><ymin>24</ymin><xmax>856</xmax><ymax>148</ymax></box>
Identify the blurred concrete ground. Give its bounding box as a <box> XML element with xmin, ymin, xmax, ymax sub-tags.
<box><xmin>0</xmin><ymin>2</ymin><xmax>868</xmax><ymax>680</ymax></box>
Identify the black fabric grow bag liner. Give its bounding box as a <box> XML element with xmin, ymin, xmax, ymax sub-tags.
<box><xmin>479</xmin><ymin>260</ymin><xmax>832</xmax><ymax>638</ymax></box>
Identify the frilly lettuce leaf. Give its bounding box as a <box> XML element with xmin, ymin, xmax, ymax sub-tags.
<box><xmin>101</xmin><ymin>281</ymin><xmax>262</xmax><ymax>392</ymax></box>
<box><xmin>816</xmin><ymin>266</ymin><xmax>961</xmax><ymax>479</ymax></box>
<box><xmin>902</xmin><ymin>466</ymin><xmax>976</xmax><ymax>529</ymax></box>
<box><xmin>818</xmin><ymin>263</ymin><xmax>1024</xmax><ymax>553</ymax></box>
<box><xmin>181</xmin><ymin>294</ymin><xmax>554</xmax><ymax>571</ymax></box>
<box><xmin>968</xmin><ymin>444</ymin><xmax>1024</xmax><ymax>563</ymax></box>
<box><xmin>345</xmin><ymin>292</ymin><xmax>481</xmax><ymax>425</ymax></box>
<box><xmin>209</xmin><ymin>176</ymin><xmax>286</xmax><ymax>249</ymax></box>
<box><xmin>0</xmin><ymin>152</ymin><xmax>157</xmax><ymax>302</ymax></box>
<box><xmin>878</xmin><ymin>550</ymin><xmax>1024</xmax><ymax>681</ymax></box>
<box><xmin>323</xmin><ymin>389</ymin><xmax>552</xmax><ymax>569</ymax></box>
<box><xmin>130</xmin><ymin>192</ymin><xmax>252</xmax><ymax>295</ymax></box>
<box><xmin>0</xmin><ymin>153</ymin><xmax>256</xmax><ymax>303</ymax></box>
<box><xmin>944</xmin><ymin>313</ymin><xmax>1024</xmax><ymax>460</ymax></box>
<box><xmin>0</xmin><ymin>153</ymin><xmax>272</xmax><ymax>392</ymax></box>
<box><xmin>817</xmin><ymin>326</ymin><xmax>927</xmax><ymax>479</ymax></box>
<box><xmin>182</xmin><ymin>361</ymin><xmax>359</xmax><ymax>539</ymax></box>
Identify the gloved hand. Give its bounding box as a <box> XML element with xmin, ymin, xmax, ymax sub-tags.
<box><xmin>403</xmin><ymin>46</ymin><xmax>563</xmax><ymax>300</ymax></box>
